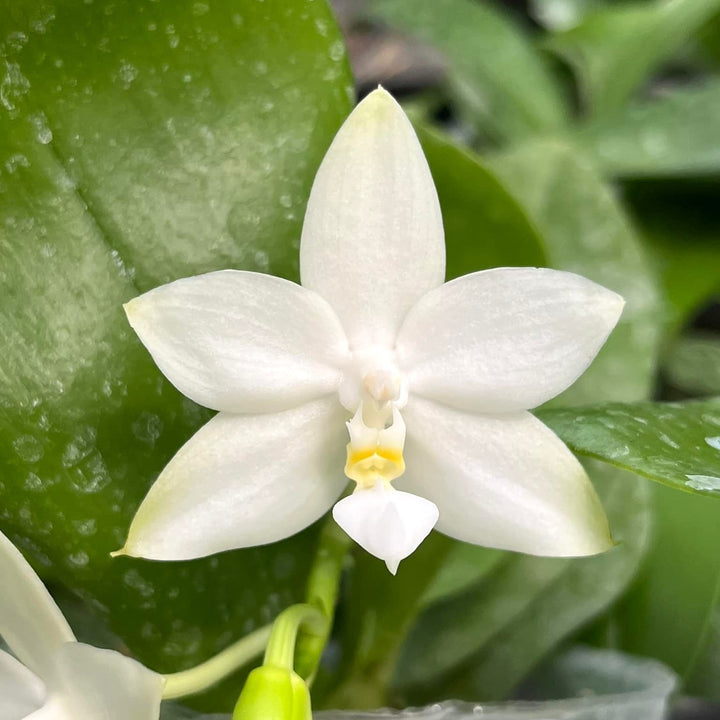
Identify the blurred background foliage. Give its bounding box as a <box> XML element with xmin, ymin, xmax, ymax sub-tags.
<box><xmin>0</xmin><ymin>0</ymin><xmax>718</xmax><ymax>715</ymax></box>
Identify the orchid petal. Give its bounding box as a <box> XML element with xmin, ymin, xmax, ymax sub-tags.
<box><xmin>397</xmin><ymin>267</ymin><xmax>624</xmax><ymax>413</ymax></box>
<box><xmin>0</xmin><ymin>531</ymin><xmax>75</xmax><ymax>679</ymax></box>
<box><xmin>333</xmin><ymin>483</ymin><xmax>439</xmax><ymax>574</ymax></box>
<box><xmin>121</xmin><ymin>397</ymin><xmax>348</xmax><ymax>560</ymax></box>
<box><xmin>0</xmin><ymin>650</ymin><xmax>45</xmax><ymax>719</ymax></box>
<box><xmin>300</xmin><ymin>87</ymin><xmax>445</xmax><ymax>349</ymax></box>
<box><xmin>398</xmin><ymin>397</ymin><xmax>612</xmax><ymax>556</ymax></box>
<box><xmin>125</xmin><ymin>270</ymin><xmax>350</xmax><ymax>414</ymax></box>
<box><xmin>23</xmin><ymin>700</ymin><xmax>68</xmax><ymax>720</ymax></box>
<box><xmin>47</xmin><ymin>643</ymin><xmax>163</xmax><ymax>720</ymax></box>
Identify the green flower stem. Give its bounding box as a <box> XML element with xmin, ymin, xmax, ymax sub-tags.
<box><xmin>296</xmin><ymin>518</ymin><xmax>352</xmax><ymax>682</ymax></box>
<box><xmin>161</xmin><ymin>624</ymin><xmax>272</xmax><ymax>700</ymax></box>
<box><xmin>263</xmin><ymin>603</ymin><xmax>326</xmax><ymax>669</ymax></box>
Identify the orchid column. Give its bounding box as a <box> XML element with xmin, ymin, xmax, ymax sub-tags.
<box><xmin>117</xmin><ymin>88</ymin><xmax>622</xmax><ymax>574</ymax></box>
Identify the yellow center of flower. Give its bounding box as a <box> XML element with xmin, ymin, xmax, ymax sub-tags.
<box><xmin>343</xmin><ymin>365</ymin><xmax>407</xmax><ymax>490</ymax></box>
<box><xmin>345</xmin><ymin>445</ymin><xmax>405</xmax><ymax>489</ymax></box>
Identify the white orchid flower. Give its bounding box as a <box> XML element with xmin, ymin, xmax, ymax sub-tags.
<box><xmin>0</xmin><ymin>529</ymin><xmax>163</xmax><ymax>719</ymax></box>
<box><xmin>118</xmin><ymin>88</ymin><xmax>622</xmax><ymax>573</ymax></box>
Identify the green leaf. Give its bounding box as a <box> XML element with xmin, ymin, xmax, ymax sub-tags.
<box><xmin>685</xmin><ymin>574</ymin><xmax>720</xmax><ymax>700</ymax></box>
<box><xmin>488</xmin><ymin>141</ymin><xmax>662</xmax><ymax>405</ymax></box>
<box><xmin>0</xmin><ymin>0</ymin><xmax>352</xmax><ymax>710</ymax></box>
<box><xmin>539</xmin><ymin>398</ymin><xmax>720</xmax><ymax>498</ymax></box>
<box><xmin>530</xmin><ymin>0</ymin><xmax>604</xmax><ymax>31</ymax></box>
<box><xmin>578</xmin><ymin>81</ymin><xmax>720</xmax><ymax>177</ymax></box>
<box><xmin>623</xmin><ymin>184</ymin><xmax>720</xmax><ymax>330</ymax></box>
<box><xmin>419</xmin><ymin>543</ymin><xmax>506</xmax><ymax>609</ymax></box>
<box><xmin>545</xmin><ymin>0</ymin><xmax>720</xmax><ymax>118</ymax></box>
<box><xmin>665</xmin><ymin>334</ymin><xmax>720</xmax><ymax>396</ymax></box>
<box><xmin>371</xmin><ymin>0</ymin><xmax>567</xmax><ymax>141</ymax></box>
<box><xmin>418</xmin><ymin>125</ymin><xmax>547</xmax><ymax>279</ymax></box>
<box><xmin>618</xmin><ymin>482</ymin><xmax>720</xmax><ymax>699</ymax></box>
<box><xmin>392</xmin><ymin>462</ymin><xmax>651</xmax><ymax>702</ymax></box>
<box><xmin>318</xmin><ymin>534</ymin><xmax>460</xmax><ymax>709</ymax></box>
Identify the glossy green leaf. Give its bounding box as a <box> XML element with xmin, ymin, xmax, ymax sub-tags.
<box><xmin>539</xmin><ymin>398</ymin><xmax>720</xmax><ymax>498</ymax></box>
<box><xmin>0</xmin><ymin>0</ymin><xmax>352</xmax><ymax>710</ymax></box>
<box><xmin>545</xmin><ymin>397</ymin><xmax>720</xmax><ymax>698</ymax></box>
<box><xmin>418</xmin><ymin>125</ymin><xmax>547</xmax><ymax>279</ymax></box>
<box><xmin>545</xmin><ymin>0</ymin><xmax>720</xmax><ymax>117</ymax></box>
<box><xmin>578</xmin><ymin>81</ymin><xmax>720</xmax><ymax>177</ymax></box>
<box><xmin>665</xmin><ymin>334</ymin><xmax>720</xmax><ymax>396</ymax></box>
<box><xmin>371</xmin><ymin>0</ymin><xmax>567</xmax><ymax>141</ymax></box>
<box><xmin>392</xmin><ymin>462</ymin><xmax>651</xmax><ymax>702</ymax></box>
<box><xmin>488</xmin><ymin>141</ymin><xmax>662</xmax><ymax>405</ymax></box>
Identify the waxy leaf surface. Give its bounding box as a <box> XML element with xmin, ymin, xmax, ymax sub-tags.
<box><xmin>539</xmin><ymin>398</ymin><xmax>720</xmax><ymax>498</ymax></box>
<box><xmin>0</xmin><ymin>0</ymin><xmax>353</xmax><ymax>709</ymax></box>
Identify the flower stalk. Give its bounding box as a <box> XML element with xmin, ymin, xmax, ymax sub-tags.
<box><xmin>263</xmin><ymin>604</ymin><xmax>326</xmax><ymax>671</ymax></box>
<box><xmin>161</xmin><ymin>624</ymin><xmax>272</xmax><ymax>700</ymax></box>
<box><xmin>296</xmin><ymin>517</ymin><xmax>352</xmax><ymax>681</ymax></box>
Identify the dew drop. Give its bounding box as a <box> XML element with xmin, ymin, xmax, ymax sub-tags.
<box><xmin>30</xmin><ymin>8</ymin><xmax>55</xmax><ymax>34</ymax></box>
<box><xmin>253</xmin><ymin>249</ymin><xmax>269</xmax><ymax>271</ymax></box>
<box><xmin>30</xmin><ymin>112</ymin><xmax>53</xmax><ymax>144</ymax></box>
<box><xmin>23</xmin><ymin>472</ymin><xmax>44</xmax><ymax>491</ymax></box>
<box><xmin>124</xmin><ymin>569</ymin><xmax>155</xmax><ymax>598</ymax></box>
<box><xmin>329</xmin><ymin>40</ymin><xmax>345</xmax><ymax>62</ymax></box>
<box><xmin>658</xmin><ymin>432</ymin><xmax>680</xmax><ymax>450</ymax></box>
<box><xmin>67</xmin><ymin>550</ymin><xmax>89</xmax><ymax>567</ymax></box>
<box><xmin>6</xmin><ymin>31</ymin><xmax>29</xmax><ymax>53</ymax></box>
<box><xmin>61</xmin><ymin>426</ymin><xmax>97</xmax><ymax>468</ymax></box>
<box><xmin>13</xmin><ymin>435</ymin><xmax>44</xmax><ymax>463</ymax></box>
<box><xmin>685</xmin><ymin>474</ymin><xmax>720</xmax><ymax>492</ymax></box>
<box><xmin>132</xmin><ymin>412</ymin><xmax>163</xmax><ymax>446</ymax></box>
<box><xmin>116</xmin><ymin>60</ymin><xmax>138</xmax><ymax>89</ymax></box>
<box><xmin>0</xmin><ymin>61</ymin><xmax>31</xmax><ymax>115</ymax></box>
<box><xmin>72</xmin><ymin>518</ymin><xmax>97</xmax><ymax>536</ymax></box>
